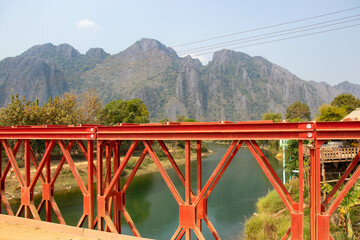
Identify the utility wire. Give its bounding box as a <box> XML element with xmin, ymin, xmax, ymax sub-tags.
<box><xmin>88</xmin><ymin>7</ymin><xmax>360</xmax><ymax>72</ymax></box>
<box><xmin>86</xmin><ymin>22</ymin><xmax>360</xmax><ymax>75</ymax></box>
<box><xmin>172</xmin><ymin>5</ymin><xmax>360</xmax><ymax>48</ymax></box>
<box><xmin>179</xmin><ymin>17</ymin><xmax>360</xmax><ymax>55</ymax></box>
<box><xmin>191</xmin><ymin>23</ymin><xmax>360</xmax><ymax>57</ymax></box>
<box><xmin>177</xmin><ymin>14</ymin><xmax>360</xmax><ymax>54</ymax></box>
<box><xmin>60</xmin><ymin>7</ymin><xmax>360</xmax><ymax>75</ymax></box>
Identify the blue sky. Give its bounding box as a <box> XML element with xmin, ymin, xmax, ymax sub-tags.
<box><xmin>0</xmin><ymin>0</ymin><xmax>359</xmax><ymax>86</ymax></box>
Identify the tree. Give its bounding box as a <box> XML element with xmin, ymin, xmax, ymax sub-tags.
<box><xmin>97</xmin><ymin>98</ymin><xmax>149</xmax><ymax>125</ymax></box>
<box><xmin>316</xmin><ymin>104</ymin><xmax>347</xmax><ymax>122</ymax></box>
<box><xmin>286</xmin><ymin>101</ymin><xmax>311</xmax><ymax>121</ymax></box>
<box><xmin>41</xmin><ymin>93</ymin><xmax>79</xmax><ymax>125</ymax></box>
<box><xmin>0</xmin><ymin>94</ymin><xmax>26</xmax><ymax>126</ymax></box>
<box><xmin>262</xmin><ymin>112</ymin><xmax>282</xmax><ymax>122</ymax></box>
<box><xmin>0</xmin><ymin>90</ymin><xmax>102</xmax><ymax>126</ymax></box>
<box><xmin>176</xmin><ymin>115</ymin><xmax>196</xmax><ymax>122</ymax></box>
<box><xmin>322</xmin><ymin>179</ymin><xmax>360</xmax><ymax>239</ymax></box>
<box><xmin>77</xmin><ymin>90</ymin><xmax>102</xmax><ymax>124</ymax></box>
<box><xmin>330</xmin><ymin>93</ymin><xmax>360</xmax><ymax>114</ymax></box>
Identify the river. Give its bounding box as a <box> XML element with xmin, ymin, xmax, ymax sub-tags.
<box><xmin>5</xmin><ymin>143</ymin><xmax>281</xmax><ymax>239</ymax></box>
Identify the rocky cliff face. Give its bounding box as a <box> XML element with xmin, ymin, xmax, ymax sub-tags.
<box><xmin>201</xmin><ymin>50</ymin><xmax>330</xmax><ymax>120</ymax></box>
<box><xmin>0</xmin><ymin>55</ymin><xmax>67</xmax><ymax>105</ymax></box>
<box><xmin>0</xmin><ymin>43</ymin><xmax>109</xmax><ymax>106</ymax></box>
<box><xmin>0</xmin><ymin>39</ymin><xmax>359</xmax><ymax>121</ymax></box>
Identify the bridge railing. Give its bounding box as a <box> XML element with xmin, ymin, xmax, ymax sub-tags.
<box><xmin>0</xmin><ymin>121</ymin><xmax>359</xmax><ymax>240</ymax></box>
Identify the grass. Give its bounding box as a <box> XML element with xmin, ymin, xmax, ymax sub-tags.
<box><xmin>243</xmin><ymin>176</ymin><xmax>360</xmax><ymax>240</ymax></box>
<box><xmin>243</xmin><ymin>179</ymin><xmax>311</xmax><ymax>240</ymax></box>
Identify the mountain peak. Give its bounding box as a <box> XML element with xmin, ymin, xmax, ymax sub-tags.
<box><xmin>85</xmin><ymin>48</ymin><xmax>109</xmax><ymax>60</ymax></box>
<box><xmin>23</xmin><ymin>43</ymin><xmax>80</xmax><ymax>59</ymax></box>
<box><xmin>136</xmin><ymin>38</ymin><xmax>166</xmax><ymax>50</ymax></box>
<box><xmin>211</xmin><ymin>49</ymin><xmax>251</xmax><ymax>64</ymax></box>
<box><xmin>122</xmin><ymin>38</ymin><xmax>177</xmax><ymax>57</ymax></box>
<box><xmin>335</xmin><ymin>81</ymin><xmax>360</xmax><ymax>96</ymax></box>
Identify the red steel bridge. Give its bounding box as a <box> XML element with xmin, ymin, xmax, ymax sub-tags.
<box><xmin>0</xmin><ymin>121</ymin><xmax>360</xmax><ymax>239</ymax></box>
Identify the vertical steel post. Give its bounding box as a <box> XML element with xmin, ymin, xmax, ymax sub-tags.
<box><xmin>315</xmin><ymin>140</ymin><xmax>330</xmax><ymax>239</ymax></box>
<box><xmin>185</xmin><ymin>140</ymin><xmax>191</xmax><ymax>240</ymax></box>
<box><xmin>310</xmin><ymin>145</ymin><xmax>316</xmax><ymax>240</ymax></box>
<box><xmin>315</xmin><ymin>140</ymin><xmax>321</xmax><ymax>240</ymax></box>
<box><xmin>113</xmin><ymin>140</ymin><xmax>121</xmax><ymax>233</ymax></box>
<box><xmin>298</xmin><ymin>140</ymin><xmax>304</xmax><ymax>215</ymax></box>
<box><xmin>24</xmin><ymin>139</ymin><xmax>30</xmax><ymax>218</ymax></box>
<box><xmin>88</xmin><ymin>140</ymin><xmax>94</xmax><ymax>229</ymax></box>
<box><xmin>45</xmin><ymin>140</ymin><xmax>51</xmax><ymax>222</ymax></box>
<box><xmin>290</xmin><ymin>140</ymin><xmax>304</xmax><ymax>239</ymax></box>
<box><xmin>0</xmin><ymin>143</ymin><xmax>2</xmax><ymax>214</ymax></box>
<box><xmin>196</xmin><ymin>140</ymin><xmax>202</xmax><ymax>235</ymax></box>
<box><xmin>97</xmin><ymin>141</ymin><xmax>104</xmax><ymax>231</ymax></box>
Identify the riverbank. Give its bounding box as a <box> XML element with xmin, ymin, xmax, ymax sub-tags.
<box><xmin>242</xmin><ymin>178</ymin><xmax>360</xmax><ymax>239</ymax></box>
<box><xmin>3</xmin><ymin>144</ymin><xmax>213</xmax><ymax>202</ymax></box>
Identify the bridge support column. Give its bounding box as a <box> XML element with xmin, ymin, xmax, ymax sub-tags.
<box><xmin>38</xmin><ymin>140</ymin><xmax>75</xmax><ymax>225</ymax></box>
<box><xmin>95</xmin><ymin>140</ymin><xmax>141</xmax><ymax>236</ymax></box>
<box><xmin>15</xmin><ymin>140</ymin><xmax>41</xmax><ymax>220</ymax></box>
<box><xmin>146</xmin><ymin>140</ymin><xmax>241</xmax><ymax>239</ymax></box>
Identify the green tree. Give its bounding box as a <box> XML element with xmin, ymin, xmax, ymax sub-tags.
<box><xmin>0</xmin><ymin>90</ymin><xmax>102</xmax><ymax>126</ymax></box>
<box><xmin>176</xmin><ymin>115</ymin><xmax>196</xmax><ymax>122</ymax></box>
<box><xmin>330</xmin><ymin>93</ymin><xmax>360</xmax><ymax>114</ymax></box>
<box><xmin>262</xmin><ymin>112</ymin><xmax>282</xmax><ymax>122</ymax></box>
<box><xmin>159</xmin><ymin>118</ymin><xmax>170</xmax><ymax>123</ymax></box>
<box><xmin>322</xmin><ymin>179</ymin><xmax>360</xmax><ymax>239</ymax></box>
<box><xmin>0</xmin><ymin>94</ymin><xmax>26</xmax><ymax>126</ymax></box>
<box><xmin>286</xmin><ymin>101</ymin><xmax>311</xmax><ymax>121</ymax></box>
<box><xmin>316</xmin><ymin>104</ymin><xmax>347</xmax><ymax>122</ymax></box>
<box><xmin>41</xmin><ymin>93</ymin><xmax>80</xmax><ymax>125</ymax></box>
<box><xmin>97</xmin><ymin>98</ymin><xmax>149</xmax><ymax>125</ymax></box>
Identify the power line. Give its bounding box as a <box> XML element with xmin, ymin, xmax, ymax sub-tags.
<box><xmin>172</xmin><ymin>6</ymin><xmax>360</xmax><ymax>48</ymax></box>
<box><xmin>61</xmin><ymin>8</ymin><xmax>360</xmax><ymax>75</ymax></box>
<box><xmin>191</xmin><ymin>23</ymin><xmax>360</xmax><ymax>57</ymax></box>
<box><xmin>177</xmin><ymin>14</ymin><xmax>360</xmax><ymax>55</ymax></box>
<box><xmin>179</xmin><ymin>17</ymin><xmax>360</xmax><ymax>55</ymax></box>
<box><xmin>86</xmin><ymin>22</ymin><xmax>360</xmax><ymax>75</ymax></box>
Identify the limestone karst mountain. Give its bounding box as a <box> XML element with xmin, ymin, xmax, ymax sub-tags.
<box><xmin>0</xmin><ymin>38</ymin><xmax>358</xmax><ymax>121</ymax></box>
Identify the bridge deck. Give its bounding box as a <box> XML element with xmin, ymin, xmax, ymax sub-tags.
<box><xmin>0</xmin><ymin>215</ymin><xmax>150</xmax><ymax>240</ymax></box>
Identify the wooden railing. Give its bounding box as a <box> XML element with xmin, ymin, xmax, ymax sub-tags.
<box><xmin>321</xmin><ymin>147</ymin><xmax>359</xmax><ymax>161</ymax></box>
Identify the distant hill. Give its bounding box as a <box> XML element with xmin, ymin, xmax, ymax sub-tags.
<box><xmin>0</xmin><ymin>38</ymin><xmax>359</xmax><ymax>121</ymax></box>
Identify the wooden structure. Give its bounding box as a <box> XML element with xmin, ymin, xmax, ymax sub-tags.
<box><xmin>321</xmin><ymin>147</ymin><xmax>360</xmax><ymax>162</ymax></box>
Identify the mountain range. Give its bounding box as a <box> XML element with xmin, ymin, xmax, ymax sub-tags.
<box><xmin>0</xmin><ymin>38</ymin><xmax>359</xmax><ymax>121</ymax></box>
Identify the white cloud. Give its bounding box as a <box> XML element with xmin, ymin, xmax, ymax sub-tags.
<box><xmin>77</xmin><ymin>19</ymin><xmax>101</xmax><ymax>31</ymax></box>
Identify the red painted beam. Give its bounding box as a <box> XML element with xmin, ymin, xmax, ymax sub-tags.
<box><xmin>0</xmin><ymin>126</ymin><xmax>95</xmax><ymax>140</ymax></box>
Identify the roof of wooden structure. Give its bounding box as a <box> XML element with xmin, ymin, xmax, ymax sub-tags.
<box><xmin>342</xmin><ymin>108</ymin><xmax>360</xmax><ymax>121</ymax></box>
